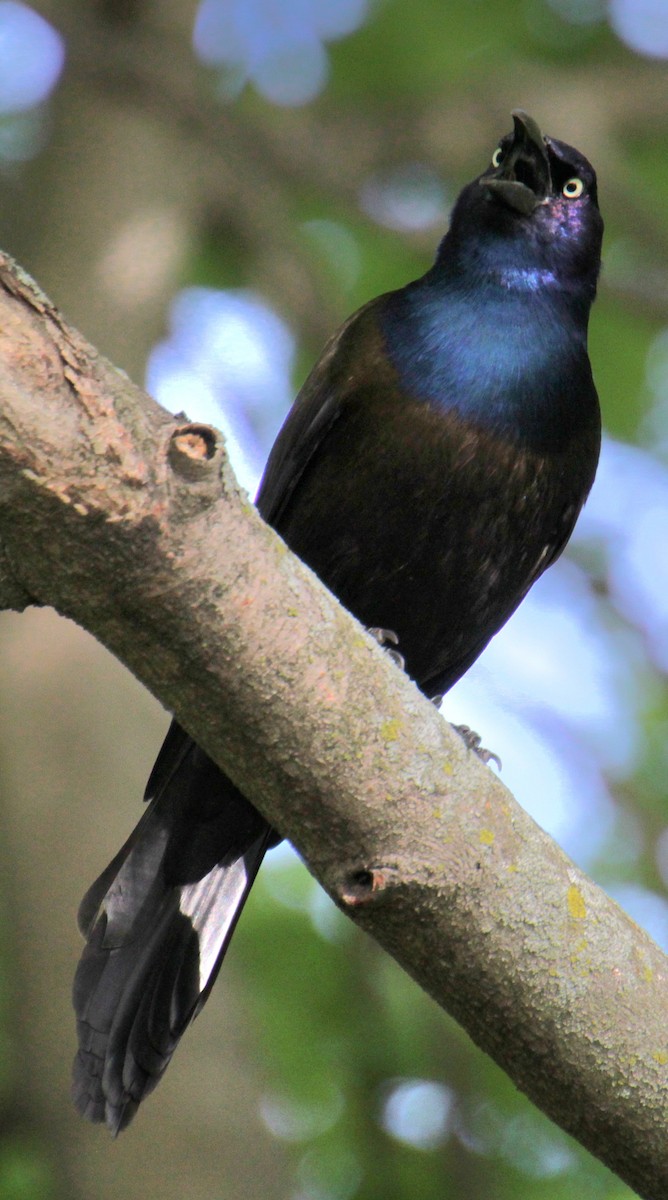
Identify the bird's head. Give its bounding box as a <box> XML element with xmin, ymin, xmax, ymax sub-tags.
<box><xmin>439</xmin><ymin>111</ymin><xmax>603</xmax><ymax>303</ymax></box>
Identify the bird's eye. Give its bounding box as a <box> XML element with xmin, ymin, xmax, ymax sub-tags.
<box><xmin>562</xmin><ymin>177</ymin><xmax>585</xmax><ymax>199</ymax></box>
<box><xmin>491</xmin><ymin>147</ymin><xmax>504</xmax><ymax>168</ymax></box>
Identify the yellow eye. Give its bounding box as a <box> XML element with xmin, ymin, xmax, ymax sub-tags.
<box><xmin>562</xmin><ymin>177</ymin><xmax>584</xmax><ymax>199</ymax></box>
<box><xmin>491</xmin><ymin>146</ymin><xmax>504</xmax><ymax>168</ymax></box>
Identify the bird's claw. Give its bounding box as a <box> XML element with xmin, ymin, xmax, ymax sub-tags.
<box><xmin>368</xmin><ymin>627</ymin><xmax>406</xmax><ymax>671</ymax></box>
<box><xmin>452</xmin><ymin>724</ymin><xmax>502</xmax><ymax>770</ymax></box>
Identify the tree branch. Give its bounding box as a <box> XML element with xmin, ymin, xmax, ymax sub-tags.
<box><xmin>0</xmin><ymin>251</ymin><xmax>665</xmax><ymax>1199</ymax></box>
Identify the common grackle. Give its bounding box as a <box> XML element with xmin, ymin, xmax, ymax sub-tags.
<box><xmin>72</xmin><ymin>111</ymin><xmax>603</xmax><ymax>1132</ymax></box>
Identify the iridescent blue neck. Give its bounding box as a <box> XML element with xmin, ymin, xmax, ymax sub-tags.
<box><xmin>377</xmin><ymin>277</ymin><xmax>593</xmax><ymax>452</ymax></box>
<box><xmin>494</xmin><ymin>266</ymin><xmax>559</xmax><ymax>292</ymax></box>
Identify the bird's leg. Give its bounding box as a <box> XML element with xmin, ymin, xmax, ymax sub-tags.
<box><xmin>367</xmin><ymin>653</ymin><xmax>501</xmax><ymax>768</ymax></box>
<box><xmin>367</xmin><ymin>627</ymin><xmax>406</xmax><ymax>671</ymax></box>
<box><xmin>452</xmin><ymin>724</ymin><xmax>502</xmax><ymax>770</ymax></box>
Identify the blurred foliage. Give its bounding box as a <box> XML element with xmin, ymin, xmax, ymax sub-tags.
<box><xmin>0</xmin><ymin>1</ymin><xmax>667</xmax><ymax>1198</ymax></box>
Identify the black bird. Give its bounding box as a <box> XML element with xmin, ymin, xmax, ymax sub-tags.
<box><xmin>72</xmin><ymin>111</ymin><xmax>603</xmax><ymax>1132</ymax></box>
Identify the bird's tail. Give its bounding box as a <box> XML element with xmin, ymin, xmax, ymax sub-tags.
<box><xmin>72</xmin><ymin>722</ymin><xmax>274</xmax><ymax>1134</ymax></box>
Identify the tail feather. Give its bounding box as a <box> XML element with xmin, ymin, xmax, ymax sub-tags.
<box><xmin>72</xmin><ymin>723</ymin><xmax>274</xmax><ymax>1133</ymax></box>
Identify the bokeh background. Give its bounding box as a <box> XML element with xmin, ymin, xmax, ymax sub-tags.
<box><xmin>0</xmin><ymin>1</ymin><xmax>667</xmax><ymax>1196</ymax></box>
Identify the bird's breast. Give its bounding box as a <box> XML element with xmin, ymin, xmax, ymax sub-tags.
<box><xmin>378</xmin><ymin>283</ymin><xmax>594</xmax><ymax>455</ymax></box>
<box><xmin>276</xmin><ymin>375</ymin><xmax>598</xmax><ymax>695</ymax></box>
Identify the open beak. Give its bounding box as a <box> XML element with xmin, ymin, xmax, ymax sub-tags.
<box><xmin>482</xmin><ymin>110</ymin><xmax>552</xmax><ymax>215</ymax></box>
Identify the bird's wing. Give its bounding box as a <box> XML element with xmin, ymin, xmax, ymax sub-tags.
<box><xmin>257</xmin><ymin>299</ymin><xmax>382</xmax><ymax>526</ymax></box>
<box><xmin>71</xmin><ymin>297</ymin><xmax>395</xmax><ymax>1134</ymax></box>
<box><xmin>142</xmin><ymin>718</ymin><xmax>193</xmax><ymax>805</ymax></box>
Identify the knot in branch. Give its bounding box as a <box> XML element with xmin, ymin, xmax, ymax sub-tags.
<box><xmin>168</xmin><ymin>423</ymin><xmax>219</xmax><ymax>480</ymax></box>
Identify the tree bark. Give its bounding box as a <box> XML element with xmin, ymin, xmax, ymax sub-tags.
<box><xmin>0</xmin><ymin>252</ymin><xmax>666</xmax><ymax>1200</ymax></box>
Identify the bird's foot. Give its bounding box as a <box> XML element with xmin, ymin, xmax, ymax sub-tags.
<box><xmin>452</xmin><ymin>724</ymin><xmax>502</xmax><ymax>770</ymax></box>
<box><xmin>368</xmin><ymin>627</ymin><xmax>405</xmax><ymax>671</ymax></box>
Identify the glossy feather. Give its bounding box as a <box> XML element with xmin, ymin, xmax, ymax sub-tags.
<box><xmin>72</xmin><ymin>112</ymin><xmax>603</xmax><ymax>1130</ymax></box>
